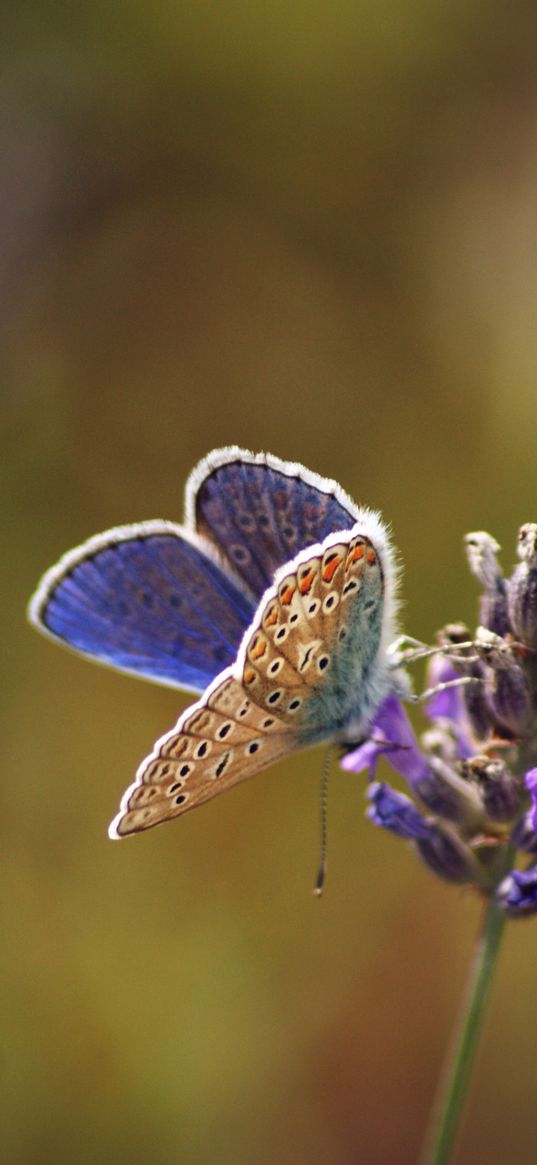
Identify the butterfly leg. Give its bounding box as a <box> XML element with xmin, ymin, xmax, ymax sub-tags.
<box><xmin>387</xmin><ymin>636</ymin><xmax>475</xmax><ymax>670</ymax></box>
<box><xmin>411</xmin><ymin>675</ymin><xmax>484</xmax><ymax>704</ymax></box>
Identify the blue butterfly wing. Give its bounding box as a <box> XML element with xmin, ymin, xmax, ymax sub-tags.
<box><xmin>190</xmin><ymin>450</ymin><xmax>358</xmax><ymax>599</ymax></box>
<box><xmin>29</xmin><ymin>522</ymin><xmax>255</xmax><ymax>691</ymax></box>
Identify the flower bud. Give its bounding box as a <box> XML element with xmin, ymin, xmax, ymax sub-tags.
<box><xmin>421</xmin><ymin>727</ymin><xmax>460</xmax><ymax>764</ymax></box>
<box><xmin>414</xmin><ymin>756</ymin><xmax>486</xmax><ymax>832</ymax></box>
<box><xmin>460</xmin><ymin>756</ymin><xmax>520</xmax><ymax>823</ymax></box>
<box><xmin>463</xmin><ymin>672</ymin><xmax>493</xmax><ymax>740</ymax></box>
<box><xmin>507</xmin><ymin>523</ymin><xmax>537</xmax><ymax>649</ymax></box>
<box><xmin>415</xmin><ymin>823</ymin><xmax>486</xmax><ymax>886</ymax></box>
<box><xmin>464</xmin><ymin>531</ymin><xmax>510</xmax><ymax>636</ymax></box>
<box><xmin>476</xmin><ymin>627</ymin><xmax>532</xmax><ymax>736</ymax></box>
<box><xmin>497</xmin><ymin>867</ymin><xmax>537</xmax><ymax>917</ymax></box>
<box><xmin>436</xmin><ymin>624</ymin><xmax>492</xmax><ymax>741</ymax></box>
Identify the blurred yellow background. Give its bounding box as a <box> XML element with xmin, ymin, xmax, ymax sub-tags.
<box><xmin>4</xmin><ymin>3</ymin><xmax>537</xmax><ymax>1163</ymax></box>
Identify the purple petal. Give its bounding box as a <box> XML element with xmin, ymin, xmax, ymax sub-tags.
<box><xmin>341</xmin><ymin>737</ymin><xmax>384</xmax><ymax>778</ymax></box>
<box><xmin>424</xmin><ymin>655</ymin><xmax>475</xmax><ymax>759</ymax></box>
<box><xmin>498</xmin><ymin>866</ymin><xmax>537</xmax><ymax>916</ymax></box>
<box><xmin>525</xmin><ymin>768</ymin><xmax>537</xmax><ymax>834</ymax></box>
<box><xmin>342</xmin><ymin>693</ymin><xmax>430</xmax><ymax>789</ymax></box>
<box><xmin>525</xmin><ymin>767</ymin><xmax>537</xmax><ymax>795</ymax></box>
<box><xmin>510</xmin><ymin>810</ymin><xmax>537</xmax><ymax>855</ymax></box>
<box><xmin>367</xmin><ymin>782</ymin><xmax>431</xmax><ymax>840</ymax></box>
<box><xmin>425</xmin><ymin>655</ymin><xmax>466</xmax><ymax>722</ymax></box>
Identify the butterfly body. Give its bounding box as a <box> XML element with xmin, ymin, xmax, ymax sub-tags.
<box><xmin>28</xmin><ymin>448</ymin><xmax>401</xmax><ymax>837</ymax></box>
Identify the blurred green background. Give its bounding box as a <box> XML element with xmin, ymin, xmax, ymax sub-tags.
<box><xmin>5</xmin><ymin>3</ymin><xmax>537</xmax><ymax>1163</ymax></box>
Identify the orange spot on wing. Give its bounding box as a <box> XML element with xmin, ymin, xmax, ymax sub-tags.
<box><xmin>244</xmin><ymin>667</ymin><xmax>256</xmax><ymax>684</ymax></box>
<box><xmin>366</xmin><ymin>548</ymin><xmax>376</xmax><ymax>564</ymax></box>
<box><xmin>281</xmin><ymin>585</ymin><xmax>295</xmax><ymax>605</ymax></box>
<box><xmin>250</xmin><ymin>637</ymin><xmax>267</xmax><ymax>660</ymax></box>
<box><xmin>346</xmin><ymin>543</ymin><xmax>365</xmax><ymax>569</ymax></box>
<box><xmin>264</xmin><ymin>607</ymin><xmax>278</xmax><ymax>627</ymax></box>
<box><xmin>299</xmin><ymin>569</ymin><xmax>316</xmax><ymax>595</ymax></box>
<box><xmin>322</xmin><ymin>555</ymin><xmax>342</xmax><ymax>582</ymax></box>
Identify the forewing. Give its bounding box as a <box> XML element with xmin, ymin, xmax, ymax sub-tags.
<box><xmin>29</xmin><ymin>522</ymin><xmax>255</xmax><ymax>691</ymax></box>
<box><xmin>187</xmin><ymin>448</ymin><xmax>359</xmax><ymax>599</ymax></box>
<box><xmin>110</xmin><ymin>670</ymin><xmax>298</xmax><ymax>836</ymax></box>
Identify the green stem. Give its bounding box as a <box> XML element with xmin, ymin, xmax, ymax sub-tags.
<box><xmin>420</xmin><ymin>891</ymin><xmax>508</xmax><ymax>1165</ymax></box>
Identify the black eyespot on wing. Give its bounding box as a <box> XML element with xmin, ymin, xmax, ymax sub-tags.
<box><xmin>215</xmin><ymin>753</ymin><xmax>231</xmax><ymax>778</ymax></box>
<box><xmin>267</xmin><ymin>689</ymin><xmax>283</xmax><ymax>705</ymax></box>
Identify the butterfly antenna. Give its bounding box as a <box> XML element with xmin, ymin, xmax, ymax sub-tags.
<box><xmin>313</xmin><ymin>747</ymin><xmax>333</xmax><ymax>897</ymax></box>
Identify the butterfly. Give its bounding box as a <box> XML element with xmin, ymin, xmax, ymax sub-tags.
<box><xmin>28</xmin><ymin>447</ymin><xmax>400</xmax><ymax>838</ymax></box>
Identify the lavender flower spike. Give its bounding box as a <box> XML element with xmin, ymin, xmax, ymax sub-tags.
<box><xmin>341</xmin><ymin>517</ymin><xmax>537</xmax><ymax>909</ymax></box>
